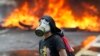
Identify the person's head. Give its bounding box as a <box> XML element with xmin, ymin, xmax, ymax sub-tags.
<box><xmin>35</xmin><ymin>15</ymin><xmax>63</xmax><ymax>37</ymax></box>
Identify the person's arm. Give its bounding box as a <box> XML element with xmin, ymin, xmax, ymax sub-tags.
<box><xmin>54</xmin><ymin>35</ymin><xmax>68</xmax><ymax>56</ymax></box>
<box><xmin>59</xmin><ymin>49</ymin><xmax>68</xmax><ymax>56</ymax></box>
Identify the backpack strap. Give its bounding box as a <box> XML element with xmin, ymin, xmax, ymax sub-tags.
<box><xmin>62</xmin><ymin>36</ymin><xmax>74</xmax><ymax>52</ymax></box>
<box><xmin>62</xmin><ymin>36</ymin><xmax>75</xmax><ymax>56</ymax></box>
<box><xmin>56</xmin><ymin>32</ymin><xmax>75</xmax><ymax>56</ymax></box>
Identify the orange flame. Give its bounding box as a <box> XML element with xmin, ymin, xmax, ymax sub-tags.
<box><xmin>2</xmin><ymin>2</ymin><xmax>39</xmax><ymax>30</ymax></box>
<box><xmin>81</xmin><ymin>36</ymin><xmax>96</xmax><ymax>47</ymax></box>
<box><xmin>2</xmin><ymin>0</ymin><xmax>100</xmax><ymax>31</ymax></box>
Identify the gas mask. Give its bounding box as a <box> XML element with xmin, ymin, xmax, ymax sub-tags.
<box><xmin>35</xmin><ymin>19</ymin><xmax>50</xmax><ymax>37</ymax></box>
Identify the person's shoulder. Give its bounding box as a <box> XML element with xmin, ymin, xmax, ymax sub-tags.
<box><xmin>53</xmin><ymin>34</ymin><xmax>62</xmax><ymax>40</ymax></box>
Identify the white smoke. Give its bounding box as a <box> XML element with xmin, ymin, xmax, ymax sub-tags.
<box><xmin>0</xmin><ymin>0</ymin><xmax>16</xmax><ymax>5</ymax></box>
<box><xmin>0</xmin><ymin>0</ymin><xmax>17</xmax><ymax>21</ymax></box>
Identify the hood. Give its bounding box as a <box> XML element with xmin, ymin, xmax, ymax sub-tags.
<box><xmin>40</xmin><ymin>15</ymin><xmax>64</xmax><ymax>37</ymax></box>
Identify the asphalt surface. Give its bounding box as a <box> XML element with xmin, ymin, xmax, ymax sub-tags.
<box><xmin>0</xmin><ymin>28</ymin><xmax>99</xmax><ymax>52</ymax></box>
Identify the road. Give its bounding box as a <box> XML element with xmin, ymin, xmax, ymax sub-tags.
<box><xmin>0</xmin><ymin>29</ymin><xmax>99</xmax><ymax>52</ymax></box>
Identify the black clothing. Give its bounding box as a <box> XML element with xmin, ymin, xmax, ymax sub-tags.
<box><xmin>39</xmin><ymin>34</ymin><xmax>66</xmax><ymax>56</ymax></box>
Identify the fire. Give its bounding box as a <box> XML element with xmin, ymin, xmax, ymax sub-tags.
<box><xmin>44</xmin><ymin>0</ymin><xmax>76</xmax><ymax>28</ymax></box>
<box><xmin>2</xmin><ymin>2</ymin><xmax>39</xmax><ymax>30</ymax></box>
<box><xmin>2</xmin><ymin>0</ymin><xmax>100</xmax><ymax>31</ymax></box>
<box><xmin>78</xmin><ymin>12</ymin><xmax>99</xmax><ymax>31</ymax></box>
<box><xmin>81</xmin><ymin>36</ymin><xmax>96</xmax><ymax>47</ymax></box>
